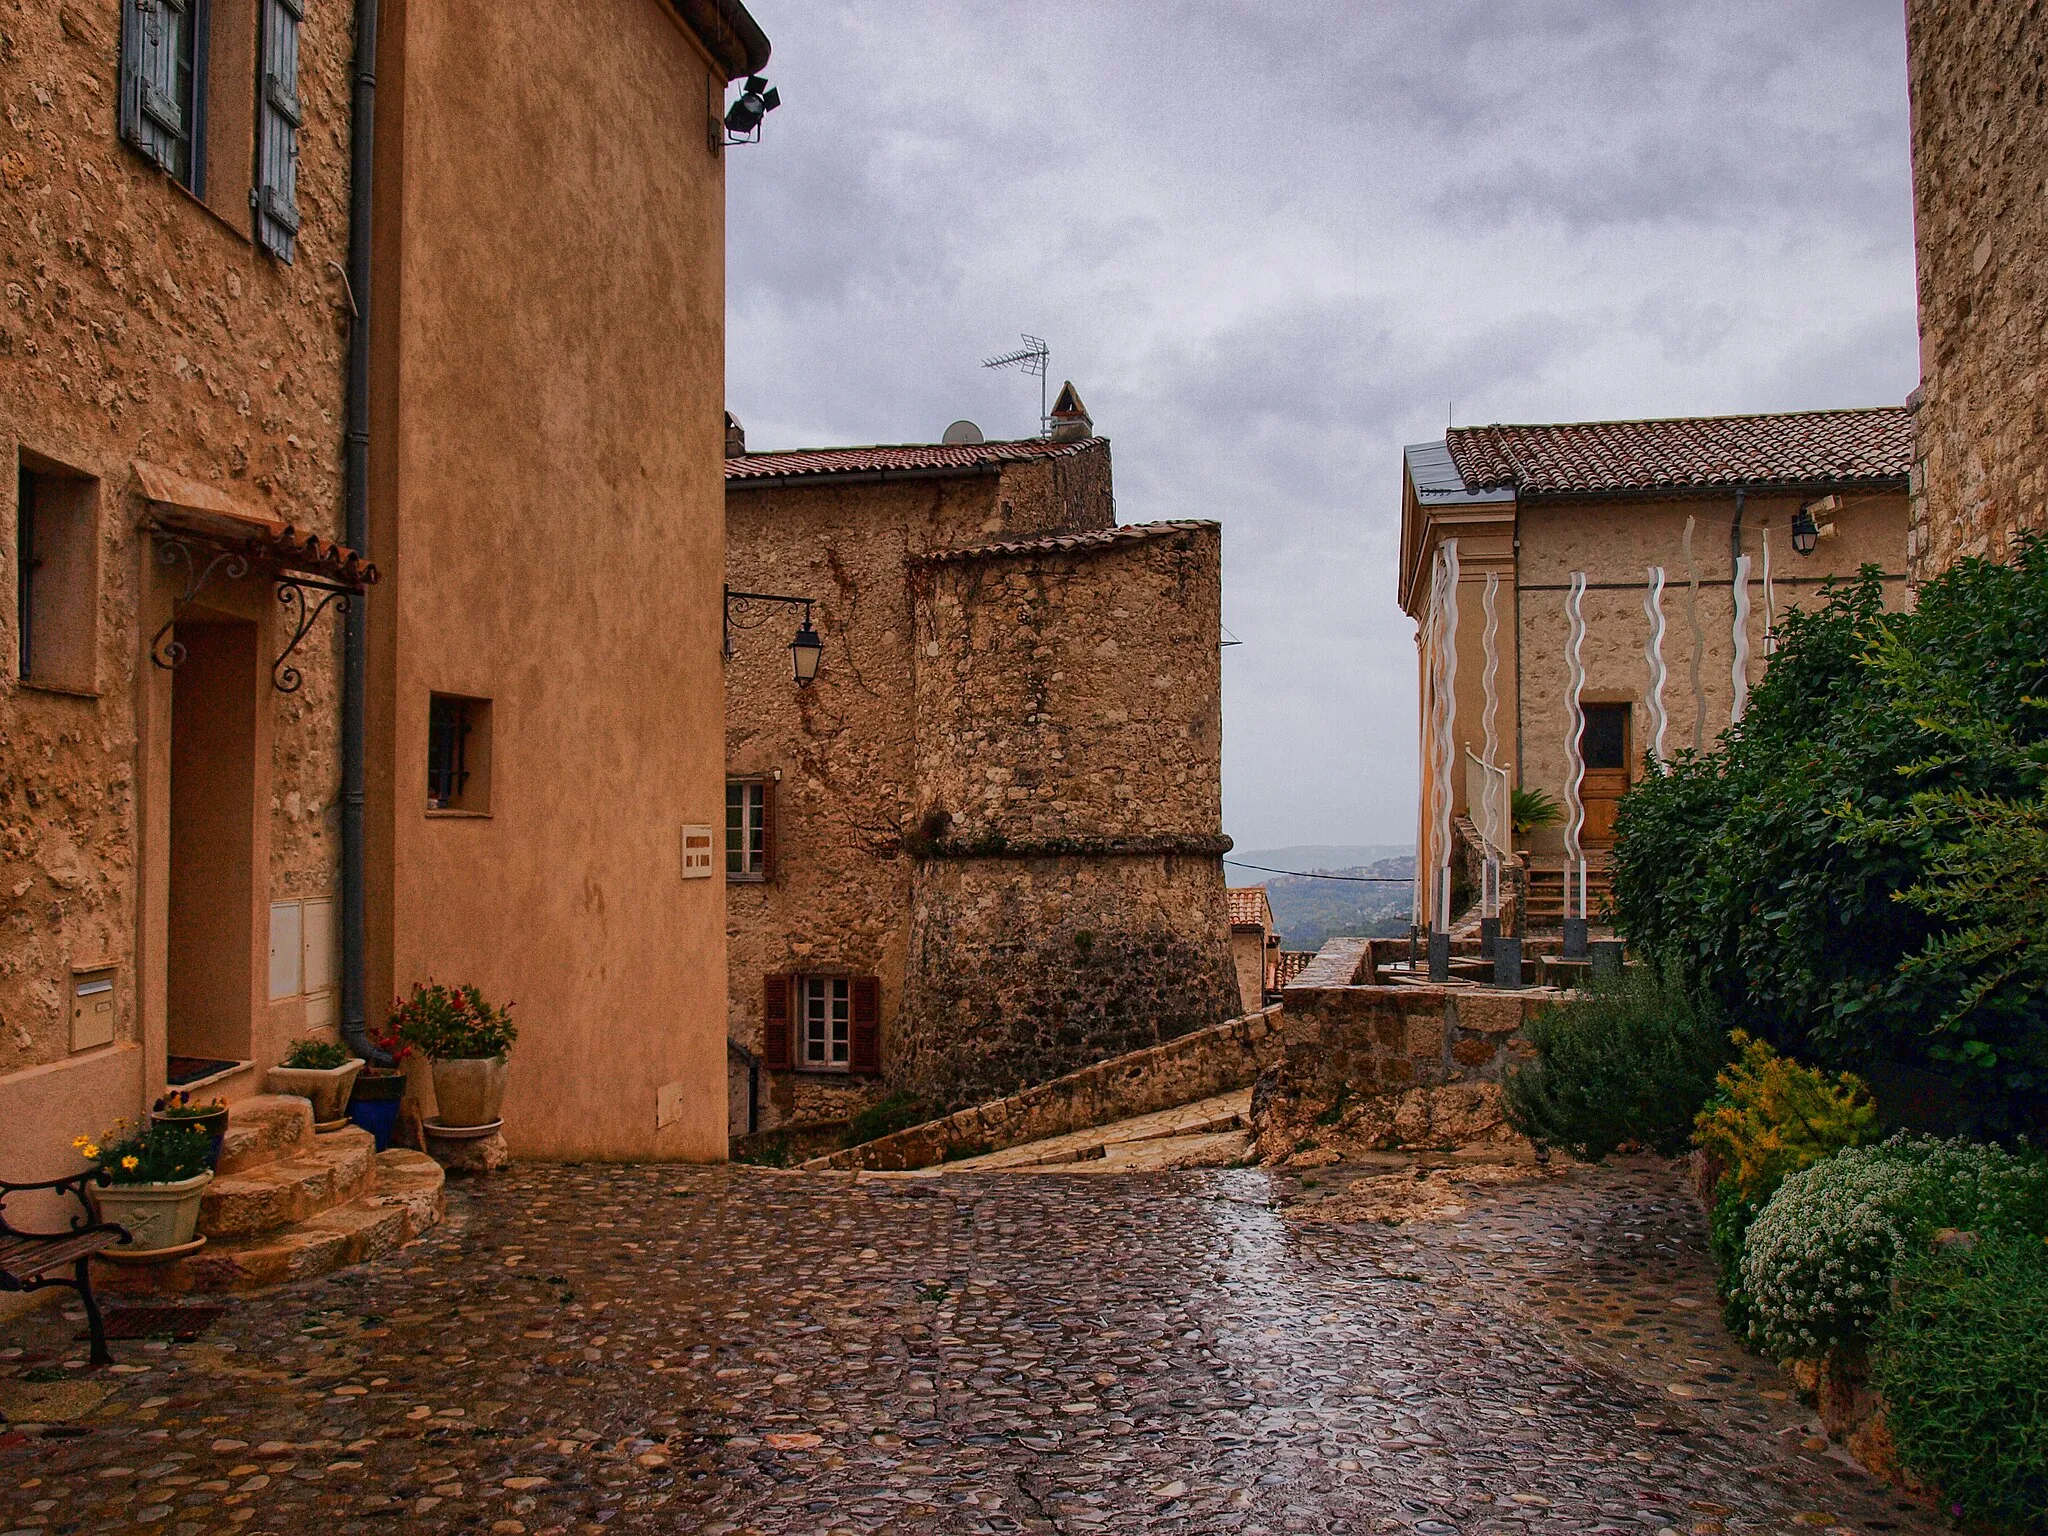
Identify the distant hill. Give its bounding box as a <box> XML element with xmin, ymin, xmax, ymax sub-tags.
<box><xmin>1227</xmin><ymin>848</ymin><xmax>1416</xmax><ymax>952</ymax></box>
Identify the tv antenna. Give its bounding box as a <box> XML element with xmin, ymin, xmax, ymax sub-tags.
<box><xmin>982</xmin><ymin>334</ymin><xmax>1050</xmax><ymax>434</ymax></box>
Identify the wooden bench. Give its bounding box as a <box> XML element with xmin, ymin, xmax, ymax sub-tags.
<box><xmin>0</xmin><ymin>1171</ymin><xmax>131</xmax><ymax>1365</ymax></box>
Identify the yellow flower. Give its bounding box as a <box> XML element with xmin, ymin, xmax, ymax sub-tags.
<box><xmin>72</xmin><ymin>1135</ymin><xmax>89</xmax><ymax>1149</ymax></box>
<box><xmin>82</xmin><ymin>1143</ymin><xmax>100</xmax><ymax>1160</ymax></box>
<box><xmin>120</xmin><ymin>1155</ymin><xmax>139</xmax><ymax>1171</ymax></box>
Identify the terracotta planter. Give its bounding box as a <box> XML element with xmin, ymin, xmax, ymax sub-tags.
<box><xmin>266</xmin><ymin>1058</ymin><xmax>366</xmax><ymax>1123</ymax></box>
<box><xmin>431</xmin><ymin>1056</ymin><xmax>509</xmax><ymax>1128</ymax></box>
<box><xmin>89</xmin><ymin>1172</ymin><xmax>212</xmax><ymax>1252</ymax></box>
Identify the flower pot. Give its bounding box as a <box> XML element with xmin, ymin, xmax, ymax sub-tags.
<box><xmin>266</xmin><ymin>1058</ymin><xmax>366</xmax><ymax>1125</ymax></box>
<box><xmin>348</xmin><ymin>1070</ymin><xmax>406</xmax><ymax>1151</ymax></box>
<box><xmin>149</xmin><ymin>1107</ymin><xmax>230</xmax><ymax>1170</ymax></box>
<box><xmin>89</xmin><ymin>1172</ymin><xmax>213</xmax><ymax>1253</ymax></box>
<box><xmin>431</xmin><ymin>1056</ymin><xmax>508</xmax><ymax>1128</ymax></box>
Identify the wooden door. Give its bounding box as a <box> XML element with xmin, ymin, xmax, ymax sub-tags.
<box><xmin>1579</xmin><ymin>703</ymin><xmax>1631</xmax><ymax>847</ymax></box>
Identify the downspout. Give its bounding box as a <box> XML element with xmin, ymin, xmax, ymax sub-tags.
<box><xmin>340</xmin><ymin>0</ymin><xmax>386</xmax><ymax>1066</ymax></box>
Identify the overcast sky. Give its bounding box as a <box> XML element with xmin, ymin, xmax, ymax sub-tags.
<box><xmin>723</xmin><ymin>1</ymin><xmax>1920</xmax><ymax>855</ymax></box>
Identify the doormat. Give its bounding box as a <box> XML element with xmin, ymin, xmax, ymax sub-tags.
<box><xmin>91</xmin><ymin>1305</ymin><xmax>229</xmax><ymax>1341</ymax></box>
<box><xmin>166</xmin><ymin>1057</ymin><xmax>240</xmax><ymax>1086</ymax></box>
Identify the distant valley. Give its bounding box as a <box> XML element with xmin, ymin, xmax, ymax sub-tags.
<box><xmin>1227</xmin><ymin>845</ymin><xmax>1416</xmax><ymax>952</ymax></box>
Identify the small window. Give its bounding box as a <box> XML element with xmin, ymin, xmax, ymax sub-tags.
<box><xmin>726</xmin><ymin>778</ymin><xmax>773</xmax><ymax>879</ymax></box>
<box><xmin>15</xmin><ymin>456</ymin><xmax>99</xmax><ymax>692</ymax></box>
<box><xmin>797</xmin><ymin>976</ymin><xmax>850</xmax><ymax>1070</ymax></box>
<box><xmin>1582</xmin><ymin>703</ymin><xmax>1630</xmax><ymax>772</ymax></box>
<box><xmin>120</xmin><ymin>0</ymin><xmax>207</xmax><ymax>192</ymax></box>
<box><xmin>427</xmin><ymin>693</ymin><xmax>492</xmax><ymax>813</ymax></box>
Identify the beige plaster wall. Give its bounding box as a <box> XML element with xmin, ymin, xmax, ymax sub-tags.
<box><xmin>1906</xmin><ymin>1</ymin><xmax>2048</xmax><ymax>579</ymax></box>
<box><xmin>1</xmin><ymin>0</ymin><xmax>352</xmax><ymax>1155</ymax></box>
<box><xmin>369</xmin><ymin>0</ymin><xmax>732</xmax><ymax>1160</ymax></box>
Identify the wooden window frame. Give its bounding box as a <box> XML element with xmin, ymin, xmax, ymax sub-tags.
<box><xmin>760</xmin><ymin>971</ymin><xmax>880</xmax><ymax>1077</ymax></box>
<box><xmin>725</xmin><ymin>775</ymin><xmax>775</xmax><ymax>881</ymax></box>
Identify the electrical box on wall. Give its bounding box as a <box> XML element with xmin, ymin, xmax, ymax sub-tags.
<box><xmin>681</xmin><ymin>825</ymin><xmax>715</xmax><ymax>879</ymax></box>
<box><xmin>656</xmin><ymin>1079</ymin><xmax>688</xmax><ymax>1130</ymax></box>
<box><xmin>70</xmin><ymin>964</ymin><xmax>117</xmax><ymax>1052</ymax></box>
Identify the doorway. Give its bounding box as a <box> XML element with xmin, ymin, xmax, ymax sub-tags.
<box><xmin>167</xmin><ymin>618</ymin><xmax>259</xmax><ymax>1080</ymax></box>
<box><xmin>1579</xmin><ymin>702</ymin><xmax>1631</xmax><ymax>848</ymax></box>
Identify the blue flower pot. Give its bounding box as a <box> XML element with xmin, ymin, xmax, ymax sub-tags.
<box><xmin>348</xmin><ymin>1094</ymin><xmax>402</xmax><ymax>1152</ymax></box>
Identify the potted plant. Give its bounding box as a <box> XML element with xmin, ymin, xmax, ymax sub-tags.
<box><xmin>348</xmin><ymin>1018</ymin><xmax>410</xmax><ymax>1151</ymax></box>
<box><xmin>148</xmin><ymin>1091</ymin><xmax>230</xmax><ymax>1170</ymax></box>
<box><xmin>266</xmin><ymin>1037</ymin><xmax>366</xmax><ymax>1128</ymax></box>
<box><xmin>1510</xmin><ymin>786</ymin><xmax>1562</xmax><ymax>853</ymax></box>
<box><xmin>76</xmin><ymin>1119</ymin><xmax>214</xmax><ymax>1254</ymax></box>
<box><xmin>392</xmin><ymin>982</ymin><xmax>517</xmax><ymax>1129</ymax></box>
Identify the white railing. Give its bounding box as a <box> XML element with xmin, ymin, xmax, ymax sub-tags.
<box><xmin>1464</xmin><ymin>748</ymin><xmax>1510</xmax><ymax>859</ymax></box>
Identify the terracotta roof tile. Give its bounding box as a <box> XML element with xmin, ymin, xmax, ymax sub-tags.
<box><xmin>1444</xmin><ymin>407</ymin><xmax>1911</xmax><ymax>497</ymax></box>
<box><xmin>726</xmin><ymin>436</ymin><xmax>1104</xmax><ymax>483</ymax></box>
<box><xmin>914</xmin><ymin>519</ymin><xmax>1216</xmax><ymax>566</ymax></box>
<box><xmin>1227</xmin><ymin>887</ymin><xmax>1272</xmax><ymax>929</ymax></box>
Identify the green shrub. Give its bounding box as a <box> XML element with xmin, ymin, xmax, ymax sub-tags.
<box><xmin>1610</xmin><ymin>542</ymin><xmax>2048</xmax><ymax>1137</ymax></box>
<box><xmin>845</xmin><ymin>1092</ymin><xmax>931</xmax><ymax>1147</ymax></box>
<box><xmin>1511</xmin><ymin>786</ymin><xmax>1561</xmax><ymax>835</ymax></box>
<box><xmin>390</xmin><ymin>982</ymin><xmax>517</xmax><ymax>1061</ymax></box>
<box><xmin>282</xmin><ymin>1037</ymin><xmax>350</xmax><ymax>1070</ymax></box>
<box><xmin>1502</xmin><ymin>964</ymin><xmax>1731</xmax><ymax>1160</ymax></box>
<box><xmin>1874</xmin><ymin>1234</ymin><xmax>2048</xmax><ymax>1530</ymax></box>
<box><xmin>76</xmin><ymin>1119</ymin><xmax>213</xmax><ymax>1185</ymax></box>
<box><xmin>1737</xmin><ymin>1136</ymin><xmax>2048</xmax><ymax>1359</ymax></box>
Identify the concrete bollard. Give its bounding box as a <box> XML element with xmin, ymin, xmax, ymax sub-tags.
<box><xmin>1428</xmin><ymin>930</ymin><xmax>1450</xmax><ymax>982</ymax></box>
<box><xmin>1493</xmin><ymin>935</ymin><xmax>1524</xmax><ymax>989</ymax></box>
<box><xmin>1591</xmin><ymin>938</ymin><xmax>1626</xmax><ymax>980</ymax></box>
<box><xmin>1479</xmin><ymin>916</ymin><xmax>1500</xmax><ymax>959</ymax></box>
<box><xmin>1562</xmin><ymin>917</ymin><xmax>1589</xmax><ymax>959</ymax></box>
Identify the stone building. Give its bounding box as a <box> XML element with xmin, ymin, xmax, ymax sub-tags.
<box><xmin>3</xmin><ymin>0</ymin><xmax>771</xmax><ymax>1179</ymax></box>
<box><xmin>1398</xmin><ymin>410</ymin><xmax>1912</xmax><ymax>933</ymax></box>
<box><xmin>723</xmin><ymin>408</ymin><xmax>1238</xmax><ymax>1131</ymax></box>
<box><xmin>1226</xmin><ymin>887</ymin><xmax>1278</xmax><ymax>1015</ymax></box>
<box><xmin>1904</xmin><ymin>1</ymin><xmax>2048</xmax><ymax>580</ymax></box>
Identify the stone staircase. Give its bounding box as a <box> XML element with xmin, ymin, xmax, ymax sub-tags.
<box><xmin>96</xmin><ymin>1095</ymin><xmax>445</xmax><ymax>1296</ymax></box>
<box><xmin>1522</xmin><ymin>856</ymin><xmax>1614</xmax><ymax>929</ymax></box>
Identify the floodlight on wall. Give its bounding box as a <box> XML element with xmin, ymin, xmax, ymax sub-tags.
<box><xmin>724</xmin><ymin>586</ymin><xmax>824</xmax><ymax>687</ymax></box>
<box><xmin>725</xmin><ymin>76</ymin><xmax>781</xmax><ymax>143</ymax></box>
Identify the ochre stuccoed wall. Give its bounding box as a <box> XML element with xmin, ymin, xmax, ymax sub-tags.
<box><xmin>1</xmin><ymin>0</ymin><xmax>352</xmax><ymax>1169</ymax></box>
<box><xmin>1905</xmin><ymin>0</ymin><xmax>2048</xmax><ymax>579</ymax></box>
<box><xmin>368</xmin><ymin>0</ymin><xmax>732</xmax><ymax>1159</ymax></box>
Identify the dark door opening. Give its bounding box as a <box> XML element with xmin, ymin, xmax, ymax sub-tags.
<box><xmin>1579</xmin><ymin>702</ymin><xmax>1631</xmax><ymax>848</ymax></box>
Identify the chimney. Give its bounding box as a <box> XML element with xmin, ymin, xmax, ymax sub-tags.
<box><xmin>1047</xmin><ymin>381</ymin><xmax>1092</xmax><ymax>442</ymax></box>
<box><xmin>725</xmin><ymin>411</ymin><xmax>747</xmax><ymax>457</ymax></box>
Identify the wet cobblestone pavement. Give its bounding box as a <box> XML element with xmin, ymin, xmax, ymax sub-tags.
<box><xmin>0</xmin><ymin>1157</ymin><xmax>1944</xmax><ymax>1535</ymax></box>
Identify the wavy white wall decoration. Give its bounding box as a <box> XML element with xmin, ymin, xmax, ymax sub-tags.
<box><xmin>1563</xmin><ymin>569</ymin><xmax>1588</xmax><ymax>918</ymax></box>
<box><xmin>1643</xmin><ymin>566</ymin><xmax>1669</xmax><ymax>767</ymax></box>
<box><xmin>1761</xmin><ymin>527</ymin><xmax>1776</xmax><ymax>657</ymax></box>
<box><xmin>1433</xmin><ymin>541</ymin><xmax>1461</xmax><ymax>930</ymax></box>
<box><xmin>1684</xmin><ymin>515</ymin><xmax>1705</xmax><ymax>753</ymax></box>
<box><xmin>1480</xmin><ymin>571</ymin><xmax>1503</xmax><ymax>917</ymax></box>
<box><xmin>1731</xmin><ymin>551</ymin><xmax>1753</xmax><ymax>724</ymax></box>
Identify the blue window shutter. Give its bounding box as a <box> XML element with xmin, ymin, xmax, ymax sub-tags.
<box><xmin>120</xmin><ymin>0</ymin><xmax>198</xmax><ymax>184</ymax></box>
<box><xmin>253</xmin><ymin>0</ymin><xmax>302</xmax><ymax>261</ymax></box>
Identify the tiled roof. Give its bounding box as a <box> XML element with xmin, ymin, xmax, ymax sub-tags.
<box><xmin>1227</xmin><ymin>887</ymin><xmax>1273</xmax><ymax>930</ymax></box>
<box><xmin>1273</xmin><ymin>949</ymin><xmax>1317</xmax><ymax>987</ymax></box>
<box><xmin>726</xmin><ymin>436</ymin><xmax>1104</xmax><ymax>483</ymax></box>
<box><xmin>915</xmin><ymin>519</ymin><xmax>1217</xmax><ymax>566</ymax></box>
<box><xmin>1443</xmin><ymin>407</ymin><xmax>1912</xmax><ymax>497</ymax></box>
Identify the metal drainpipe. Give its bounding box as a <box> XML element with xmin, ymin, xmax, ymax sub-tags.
<box><xmin>340</xmin><ymin>0</ymin><xmax>387</xmax><ymax>1067</ymax></box>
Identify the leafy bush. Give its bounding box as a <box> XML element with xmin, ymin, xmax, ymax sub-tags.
<box><xmin>1874</xmin><ymin>1234</ymin><xmax>2048</xmax><ymax>1529</ymax></box>
<box><xmin>75</xmin><ymin>1119</ymin><xmax>213</xmax><ymax>1185</ymax></box>
<box><xmin>1511</xmin><ymin>786</ymin><xmax>1561</xmax><ymax>835</ymax></box>
<box><xmin>845</xmin><ymin>1092</ymin><xmax>931</xmax><ymax>1147</ymax></box>
<box><xmin>1502</xmin><ymin>964</ymin><xmax>1730</xmax><ymax>1159</ymax></box>
<box><xmin>1610</xmin><ymin>543</ymin><xmax>2048</xmax><ymax>1137</ymax></box>
<box><xmin>1737</xmin><ymin>1136</ymin><xmax>2048</xmax><ymax>1358</ymax></box>
<box><xmin>282</xmin><ymin>1037</ymin><xmax>350</xmax><ymax>1070</ymax></box>
<box><xmin>390</xmin><ymin>982</ymin><xmax>518</xmax><ymax>1061</ymax></box>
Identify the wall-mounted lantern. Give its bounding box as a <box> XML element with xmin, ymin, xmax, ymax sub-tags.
<box><xmin>1792</xmin><ymin>494</ymin><xmax>1839</xmax><ymax>557</ymax></box>
<box><xmin>724</xmin><ymin>586</ymin><xmax>824</xmax><ymax>687</ymax></box>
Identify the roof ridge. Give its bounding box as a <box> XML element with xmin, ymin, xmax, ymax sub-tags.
<box><xmin>1448</xmin><ymin>404</ymin><xmax>1907</xmax><ymax>434</ymax></box>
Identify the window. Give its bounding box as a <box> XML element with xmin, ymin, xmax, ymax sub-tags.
<box><xmin>120</xmin><ymin>0</ymin><xmax>207</xmax><ymax>191</ymax></box>
<box><xmin>14</xmin><ymin>456</ymin><xmax>99</xmax><ymax>692</ymax></box>
<box><xmin>761</xmin><ymin>973</ymin><xmax>881</xmax><ymax>1076</ymax></box>
<box><xmin>798</xmin><ymin>976</ymin><xmax>850</xmax><ymax>1070</ymax></box>
<box><xmin>1582</xmin><ymin>703</ymin><xmax>1630</xmax><ymax>772</ymax></box>
<box><xmin>427</xmin><ymin>694</ymin><xmax>492</xmax><ymax>813</ymax></box>
<box><xmin>726</xmin><ymin>777</ymin><xmax>774</xmax><ymax>879</ymax></box>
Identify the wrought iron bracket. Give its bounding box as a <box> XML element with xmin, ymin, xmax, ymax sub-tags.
<box><xmin>149</xmin><ymin>531</ymin><xmax>251</xmax><ymax>671</ymax></box>
<box><xmin>272</xmin><ymin>577</ymin><xmax>352</xmax><ymax>694</ymax></box>
<box><xmin>722</xmin><ymin>586</ymin><xmax>814</xmax><ymax>659</ymax></box>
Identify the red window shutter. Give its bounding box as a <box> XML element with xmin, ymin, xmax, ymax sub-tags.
<box><xmin>849</xmin><ymin>976</ymin><xmax>881</xmax><ymax>1076</ymax></box>
<box><xmin>761</xmin><ymin>777</ymin><xmax>778</xmax><ymax>881</ymax></box>
<box><xmin>761</xmin><ymin>973</ymin><xmax>793</xmax><ymax>1070</ymax></box>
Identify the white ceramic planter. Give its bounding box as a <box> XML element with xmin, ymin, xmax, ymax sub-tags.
<box><xmin>89</xmin><ymin>1172</ymin><xmax>212</xmax><ymax>1252</ymax></box>
<box><xmin>431</xmin><ymin>1056</ymin><xmax>509</xmax><ymax>1128</ymax></box>
<box><xmin>266</xmin><ymin>1058</ymin><xmax>366</xmax><ymax>1123</ymax></box>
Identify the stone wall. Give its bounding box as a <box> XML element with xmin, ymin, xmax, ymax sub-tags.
<box><xmin>805</xmin><ymin>1003</ymin><xmax>1283</xmax><ymax>1172</ymax></box>
<box><xmin>1</xmin><ymin>0</ymin><xmax>353</xmax><ymax>1125</ymax></box>
<box><xmin>1906</xmin><ymin>0</ymin><xmax>2048</xmax><ymax>579</ymax></box>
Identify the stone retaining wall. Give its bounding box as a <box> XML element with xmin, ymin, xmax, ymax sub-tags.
<box><xmin>802</xmin><ymin>1004</ymin><xmax>1282</xmax><ymax>1172</ymax></box>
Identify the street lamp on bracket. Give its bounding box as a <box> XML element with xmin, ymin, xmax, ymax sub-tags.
<box><xmin>723</xmin><ymin>586</ymin><xmax>824</xmax><ymax>687</ymax></box>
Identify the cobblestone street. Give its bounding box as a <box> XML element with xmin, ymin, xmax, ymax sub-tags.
<box><xmin>0</xmin><ymin>1159</ymin><xmax>1942</xmax><ymax>1536</ymax></box>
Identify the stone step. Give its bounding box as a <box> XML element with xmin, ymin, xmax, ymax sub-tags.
<box><xmin>95</xmin><ymin>1150</ymin><xmax>445</xmax><ymax>1297</ymax></box>
<box><xmin>215</xmin><ymin>1095</ymin><xmax>315</xmax><ymax>1175</ymax></box>
<box><xmin>200</xmin><ymin>1127</ymin><xmax>376</xmax><ymax>1239</ymax></box>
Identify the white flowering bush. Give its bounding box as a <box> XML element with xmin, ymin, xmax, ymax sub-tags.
<box><xmin>1738</xmin><ymin>1136</ymin><xmax>2048</xmax><ymax>1359</ymax></box>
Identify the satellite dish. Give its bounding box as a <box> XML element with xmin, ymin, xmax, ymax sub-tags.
<box><xmin>942</xmin><ymin>419</ymin><xmax>985</xmax><ymax>445</ymax></box>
